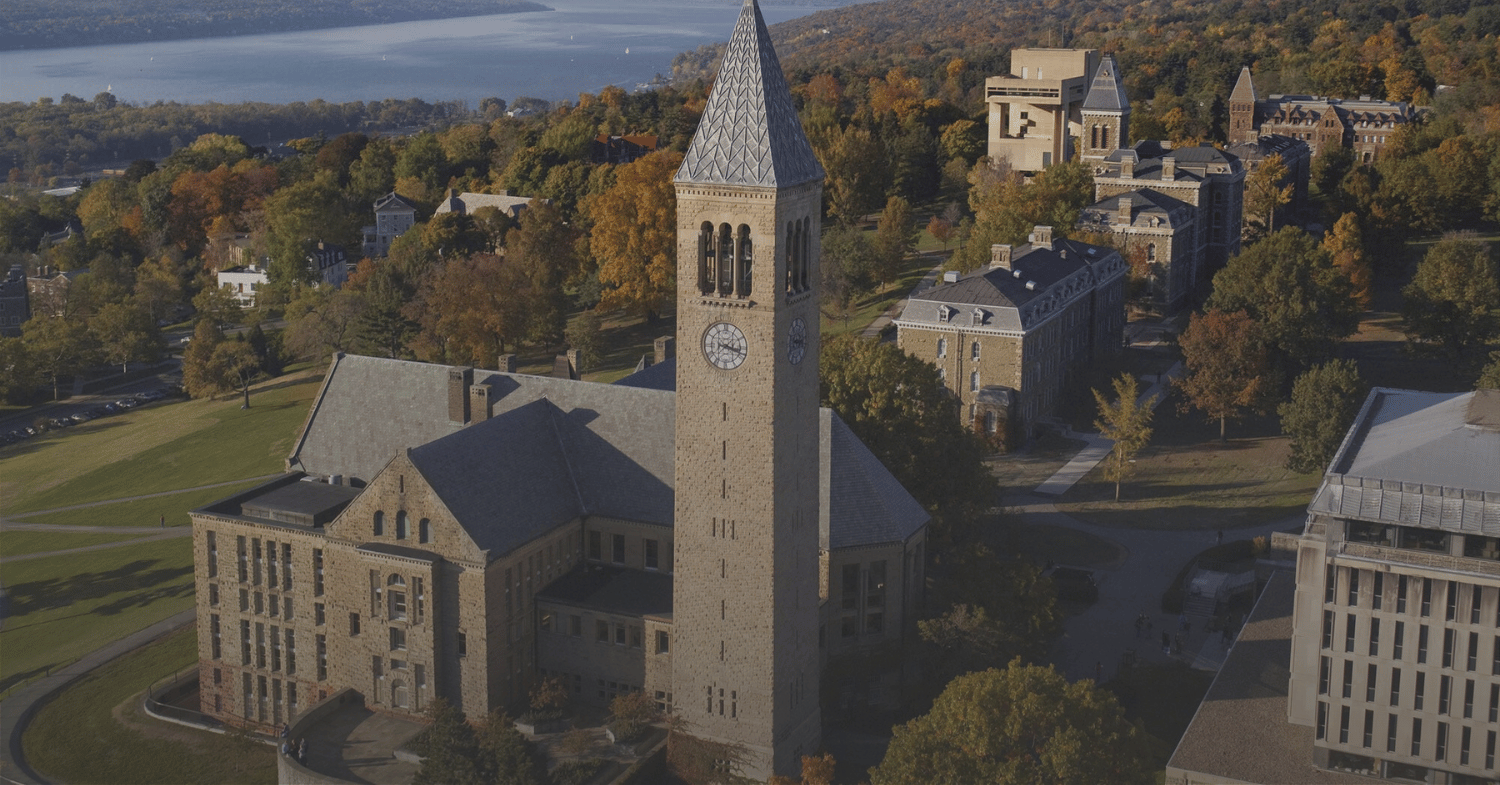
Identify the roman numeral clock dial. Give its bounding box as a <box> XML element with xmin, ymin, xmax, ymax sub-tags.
<box><xmin>703</xmin><ymin>321</ymin><xmax>747</xmax><ymax>370</ymax></box>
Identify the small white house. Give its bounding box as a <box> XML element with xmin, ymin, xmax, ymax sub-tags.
<box><xmin>217</xmin><ymin>265</ymin><xmax>269</xmax><ymax>306</ymax></box>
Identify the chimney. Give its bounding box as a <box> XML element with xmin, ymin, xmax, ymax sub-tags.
<box><xmin>1117</xmin><ymin>195</ymin><xmax>1133</xmax><ymax>225</ymax></box>
<box><xmin>552</xmin><ymin>355</ymin><xmax>577</xmax><ymax>380</ymax></box>
<box><xmin>1161</xmin><ymin>155</ymin><xmax>1177</xmax><ymax>179</ymax></box>
<box><xmin>448</xmin><ymin>366</ymin><xmax>474</xmax><ymax>424</ymax></box>
<box><xmin>1121</xmin><ymin>152</ymin><xmax>1136</xmax><ymax>177</ymax></box>
<box><xmin>654</xmin><ymin>336</ymin><xmax>675</xmax><ymax>365</ymax></box>
<box><xmin>990</xmin><ymin>244</ymin><xmax>1014</xmax><ymax>270</ymax></box>
<box><xmin>469</xmin><ymin>384</ymin><xmax>491</xmax><ymax>422</ymax></box>
<box><xmin>498</xmin><ymin>354</ymin><xmax>517</xmax><ymax>373</ymax></box>
<box><xmin>566</xmin><ymin>349</ymin><xmax>581</xmax><ymax>377</ymax></box>
<box><xmin>1029</xmin><ymin>226</ymin><xmax>1054</xmax><ymax>250</ymax></box>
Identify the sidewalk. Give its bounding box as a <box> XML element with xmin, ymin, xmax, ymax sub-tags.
<box><xmin>0</xmin><ymin>609</ymin><xmax>196</xmax><ymax>785</ymax></box>
<box><xmin>1033</xmin><ymin>361</ymin><xmax>1182</xmax><ymax>496</ymax></box>
<box><xmin>858</xmin><ymin>256</ymin><xmax>946</xmax><ymax>340</ymax></box>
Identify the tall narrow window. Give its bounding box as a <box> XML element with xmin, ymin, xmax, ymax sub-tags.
<box><xmin>699</xmin><ymin>222</ymin><xmax>714</xmax><ymax>294</ymax></box>
<box><xmin>1390</xmin><ymin>667</ymin><xmax>1401</xmax><ymax>706</ymax></box>
<box><xmin>1342</xmin><ymin>660</ymin><xmax>1353</xmax><ymax>698</ymax></box>
<box><xmin>1418</xmin><ymin>624</ymin><xmax>1429</xmax><ymax>663</ymax></box>
<box><xmin>735</xmin><ymin>224</ymin><xmax>752</xmax><ymax>297</ymax></box>
<box><xmin>717</xmin><ymin>223</ymin><xmax>734</xmax><ymax>296</ymax></box>
<box><xmin>1348</xmin><ymin>569</ymin><xmax>1359</xmax><ymax>606</ymax></box>
<box><xmin>396</xmin><ymin>511</ymin><xmax>408</xmax><ymax>540</ymax></box>
<box><xmin>1369</xmin><ymin>617</ymin><xmax>1380</xmax><ymax>656</ymax></box>
<box><xmin>207</xmin><ymin>531</ymin><xmax>218</xmax><ymax>578</ymax></box>
<box><xmin>1394</xmin><ymin>621</ymin><xmax>1404</xmax><ymax>659</ymax></box>
<box><xmin>419</xmin><ymin>518</ymin><xmax>431</xmax><ymax>544</ymax></box>
<box><xmin>374</xmin><ymin>511</ymin><xmax>384</xmax><ymax>537</ymax></box>
<box><xmin>1372</xmin><ymin>571</ymin><xmax>1383</xmax><ymax>610</ymax></box>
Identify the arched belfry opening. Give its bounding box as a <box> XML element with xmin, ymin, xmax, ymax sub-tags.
<box><xmin>698</xmin><ymin>222</ymin><xmax>756</xmax><ymax>298</ymax></box>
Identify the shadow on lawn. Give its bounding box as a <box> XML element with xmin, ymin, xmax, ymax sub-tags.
<box><xmin>0</xmin><ymin>662</ymin><xmax>63</xmax><ymax>694</ymax></box>
<box><xmin>4</xmin><ymin>559</ymin><xmax>194</xmax><ymax>620</ymax></box>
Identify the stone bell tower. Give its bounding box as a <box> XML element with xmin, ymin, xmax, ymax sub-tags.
<box><xmin>1080</xmin><ymin>53</ymin><xmax>1130</xmax><ymax>161</ymax></box>
<box><xmin>670</xmin><ymin>0</ymin><xmax>824</xmax><ymax>778</ymax></box>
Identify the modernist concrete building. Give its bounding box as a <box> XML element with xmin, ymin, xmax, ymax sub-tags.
<box><xmin>893</xmin><ymin>227</ymin><xmax>1125</xmax><ymax>445</ymax></box>
<box><xmin>985</xmin><ymin>48</ymin><xmax>1100</xmax><ymax>171</ymax></box>
<box><xmin>1228</xmin><ymin>67</ymin><xmax>1421</xmax><ymax>163</ymax></box>
<box><xmin>189</xmin><ymin>3</ymin><xmax>928</xmax><ymax>780</ymax></box>
<box><xmin>1169</xmin><ymin>388</ymin><xmax>1500</xmax><ymax>785</ymax></box>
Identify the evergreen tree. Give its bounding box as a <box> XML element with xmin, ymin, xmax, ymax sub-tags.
<box><xmin>1278</xmin><ymin>360</ymin><xmax>1368</xmax><ymax>473</ymax></box>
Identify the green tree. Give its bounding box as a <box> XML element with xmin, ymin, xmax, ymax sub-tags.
<box><xmin>1243</xmin><ymin>153</ymin><xmax>1292</xmax><ymax>238</ymax></box>
<box><xmin>1093</xmin><ymin>373</ymin><xmax>1154</xmax><ymax>502</ymax></box>
<box><xmin>1206</xmin><ymin>227</ymin><xmax>1358</xmax><ymax>370</ymax></box>
<box><xmin>820</xmin><ymin>335</ymin><xmax>996</xmax><ymax>544</ymax></box>
<box><xmin>283</xmin><ymin>286</ymin><xmax>366</xmax><ymax>361</ymax></box>
<box><xmin>1401</xmin><ymin>234</ymin><xmax>1500</xmax><ymax>361</ymax></box>
<box><xmin>1176</xmin><ymin>309</ymin><xmax>1275</xmax><ymax>441</ymax></box>
<box><xmin>920</xmin><ymin>543</ymin><xmax>1061</xmax><ymax>681</ymax></box>
<box><xmin>414</xmin><ymin>698</ymin><xmax>482</xmax><ymax>785</ymax></box>
<box><xmin>90</xmin><ymin>300</ymin><xmax>163</xmax><ymax>372</ymax></box>
<box><xmin>874</xmin><ymin>195</ymin><xmax>917</xmax><ymax>285</ymax></box>
<box><xmin>475</xmin><ymin>710</ymin><xmax>547</xmax><ymax>785</ymax></box>
<box><xmin>588</xmin><ymin>151</ymin><xmax>683</xmax><ymax>320</ymax></box>
<box><xmin>211</xmin><ymin>339</ymin><xmax>263</xmax><ymax>408</ymax></box>
<box><xmin>608</xmin><ymin>690</ymin><xmax>659</xmax><ymax>742</ymax></box>
<box><xmin>1278</xmin><ymin>360</ymin><xmax>1369</xmax><ymax>473</ymax></box>
<box><xmin>181</xmin><ymin>319</ymin><xmax>225</xmax><ymax>399</ymax></box>
<box><xmin>0</xmin><ymin>337</ymin><xmax>39</xmax><ymax>402</ymax></box>
<box><xmin>191</xmin><ymin>278</ymin><xmax>245</xmax><ymax>329</ymax></box>
<box><xmin>22</xmin><ymin>316</ymin><xmax>97</xmax><ymax>400</ymax></box>
<box><xmin>869</xmin><ymin>661</ymin><xmax>1152</xmax><ymax>785</ymax></box>
<box><xmin>813</xmin><ymin>123</ymin><xmax>886</xmax><ymax>226</ymax></box>
<box><xmin>1476</xmin><ymin>351</ymin><xmax>1500</xmax><ymax>390</ymax></box>
<box><xmin>505</xmin><ymin>201</ymin><xmax>577</xmax><ymax>346</ymax></box>
<box><xmin>953</xmin><ymin>159</ymin><xmax>1092</xmax><ymax>272</ymax></box>
<box><xmin>564</xmin><ymin>309</ymin><xmax>605</xmax><ymax>372</ymax></box>
<box><xmin>819</xmin><ymin>226</ymin><xmax>879</xmax><ymax>324</ymax></box>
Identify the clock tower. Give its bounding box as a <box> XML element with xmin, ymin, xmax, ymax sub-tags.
<box><xmin>670</xmin><ymin>0</ymin><xmax>824</xmax><ymax>779</ymax></box>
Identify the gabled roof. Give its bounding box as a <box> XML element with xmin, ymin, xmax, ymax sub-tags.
<box><xmin>434</xmin><ymin>191</ymin><xmax>534</xmax><ymax>217</ymax></box>
<box><xmin>675</xmin><ymin>0</ymin><xmax>823</xmax><ymax>189</ymax></box>
<box><xmin>290</xmin><ymin>354</ymin><xmax>927</xmax><ymax>556</ymax></box>
<box><xmin>373</xmin><ymin>192</ymin><xmax>418</xmax><ymax>213</ymax></box>
<box><xmin>1230</xmin><ymin>66</ymin><xmax>1257</xmax><ymax>104</ymax></box>
<box><xmin>1082</xmin><ymin>54</ymin><xmax>1129</xmax><ymax>113</ymax></box>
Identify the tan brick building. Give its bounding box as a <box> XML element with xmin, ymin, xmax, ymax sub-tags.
<box><xmin>893</xmin><ymin>228</ymin><xmax>1125</xmax><ymax>445</ymax></box>
<box><xmin>190</xmin><ymin>3</ymin><xmax>928</xmax><ymax>779</ymax></box>
<box><xmin>1228</xmin><ymin>66</ymin><xmax>1422</xmax><ymax>164</ymax></box>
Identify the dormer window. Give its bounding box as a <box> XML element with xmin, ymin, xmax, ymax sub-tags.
<box><xmin>938</xmin><ymin>305</ymin><xmax>957</xmax><ymax>323</ymax></box>
<box><xmin>971</xmin><ymin>308</ymin><xmax>985</xmax><ymax>326</ymax></box>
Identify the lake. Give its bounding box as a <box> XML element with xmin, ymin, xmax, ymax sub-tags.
<box><xmin>0</xmin><ymin>0</ymin><xmax>851</xmax><ymax>107</ymax></box>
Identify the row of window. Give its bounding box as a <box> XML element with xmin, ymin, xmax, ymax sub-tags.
<box><xmin>1320</xmin><ymin>655</ymin><xmax>1500</xmax><ymax>719</ymax></box>
<box><xmin>370</xmin><ymin>571</ymin><xmax>425</xmax><ymax>625</ymax></box>
<box><xmin>586</xmin><ymin>531</ymin><xmax>666</xmax><ymax>571</ymax></box>
<box><xmin>372</xmin><ymin>510</ymin><xmax>431</xmax><ymax>543</ymax></box>
<box><xmin>539</xmin><ymin>610</ymin><xmax>671</xmax><ymax>654</ymax></box>
<box><xmin>240</xmin><ymin>672</ymin><xmax>298</xmax><ymax>725</ymax></box>
<box><xmin>935</xmin><ymin>337</ymin><xmax>983</xmax><ymax>360</ymax></box>
<box><xmin>1320</xmin><ymin>610</ymin><xmax>1500</xmax><ymax>673</ymax></box>
<box><xmin>1317</xmin><ymin>702</ymin><xmax>1496</xmax><ymax>771</ymax></box>
<box><xmin>1325</xmin><ymin>565</ymin><xmax>1500</xmax><ymax>626</ymax></box>
<box><xmin>840</xmin><ymin>560</ymin><xmax>887</xmax><ymax>638</ymax></box>
<box><xmin>217</xmin><ymin>616</ymin><xmax>298</xmax><ymax>676</ymax></box>
<box><xmin>230</xmin><ymin>534</ymin><xmax>294</xmax><ymax>591</ymax></box>
<box><xmin>1345</xmin><ymin>522</ymin><xmax>1500</xmax><ymax>563</ymax></box>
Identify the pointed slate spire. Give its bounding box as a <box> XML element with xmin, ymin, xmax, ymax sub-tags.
<box><xmin>675</xmin><ymin>0</ymin><xmax>824</xmax><ymax>188</ymax></box>
<box><xmin>1231</xmin><ymin>66</ymin><xmax>1257</xmax><ymax>104</ymax></box>
<box><xmin>1082</xmin><ymin>54</ymin><xmax>1129</xmax><ymax>113</ymax></box>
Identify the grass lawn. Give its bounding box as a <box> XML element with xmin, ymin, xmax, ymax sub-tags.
<box><xmin>1</xmin><ymin>529</ymin><xmax>148</xmax><ymax>557</ymax></box>
<box><xmin>1057</xmin><ymin>391</ymin><xmax>1319</xmax><ymax>531</ymax></box>
<box><xmin>9</xmin><ymin>480</ymin><xmax>266</xmax><ymax>527</ymax></box>
<box><xmin>0</xmin><ymin>537</ymin><xmax>194</xmax><ymax>694</ymax></box>
<box><xmin>822</xmin><ymin>250</ymin><xmax>940</xmax><ymax>339</ymax></box>
<box><xmin>988</xmin><ymin>432</ymin><xmax>1086</xmax><ymax>496</ymax></box>
<box><xmin>24</xmin><ymin>626</ymin><xmax>277</xmax><ymax>785</ymax></box>
<box><xmin>1107</xmin><ymin>662</ymin><xmax>1213</xmax><ymax>775</ymax></box>
<box><xmin>1</xmin><ymin>371</ymin><xmax>322</xmax><ymax>513</ymax></box>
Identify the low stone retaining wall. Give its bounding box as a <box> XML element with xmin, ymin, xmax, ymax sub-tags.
<box><xmin>276</xmin><ymin>689</ymin><xmax>363</xmax><ymax>785</ymax></box>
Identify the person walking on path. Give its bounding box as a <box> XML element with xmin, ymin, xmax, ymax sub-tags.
<box><xmin>159</xmin><ymin>515</ymin><xmax>165</xmax><ymax>528</ymax></box>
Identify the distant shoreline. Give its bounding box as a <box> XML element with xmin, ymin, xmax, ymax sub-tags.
<box><xmin>0</xmin><ymin>1</ymin><xmax>553</xmax><ymax>52</ymax></box>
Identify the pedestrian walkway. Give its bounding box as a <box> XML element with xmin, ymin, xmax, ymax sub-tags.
<box><xmin>858</xmin><ymin>256</ymin><xmax>947</xmax><ymax>339</ymax></box>
<box><xmin>0</xmin><ymin>609</ymin><xmax>196</xmax><ymax>785</ymax></box>
<box><xmin>1033</xmin><ymin>361</ymin><xmax>1182</xmax><ymax>496</ymax></box>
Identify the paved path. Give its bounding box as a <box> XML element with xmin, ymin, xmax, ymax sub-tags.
<box><xmin>858</xmin><ymin>256</ymin><xmax>947</xmax><ymax>340</ymax></box>
<box><xmin>0</xmin><ymin>609</ymin><xmax>196</xmax><ymax>785</ymax></box>
<box><xmin>1002</xmin><ymin>493</ymin><xmax>1303</xmax><ymax>683</ymax></box>
<box><xmin>1</xmin><ymin>474</ymin><xmax>282</xmax><ymax>522</ymax></box>
<box><xmin>0</xmin><ymin>530</ymin><xmax>191</xmax><ymax>565</ymax></box>
<box><xmin>1033</xmin><ymin>361</ymin><xmax>1182</xmax><ymax>496</ymax></box>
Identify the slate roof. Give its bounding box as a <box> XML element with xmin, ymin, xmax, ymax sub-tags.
<box><xmin>291</xmin><ymin>354</ymin><xmax>926</xmax><ymax>557</ymax></box>
<box><xmin>538</xmin><ymin>566</ymin><xmax>673</xmax><ymax>618</ymax></box>
<box><xmin>434</xmin><ymin>191</ymin><xmax>534</xmax><ymax>217</ymax></box>
<box><xmin>1230</xmin><ymin>66</ymin><xmax>1257</xmax><ymax>104</ymax></box>
<box><xmin>1079</xmin><ymin>189</ymin><xmax>1192</xmax><ymax>229</ymax></box>
<box><xmin>675</xmin><ymin>0</ymin><xmax>823</xmax><ymax>189</ymax></box>
<box><xmin>899</xmin><ymin>238</ymin><xmax>1120</xmax><ymax>332</ymax></box>
<box><xmin>1309</xmin><ymin>388</ymin><xmax>1500</xmax><ymax>535</ymax></box>
<box><xmin>372</xmin><ymin>192</ymin><xmax>417</xmax><ymax>214</ymax></box>
<box><xmin>1081</xmin><ymin>54</ymin><xmax>1128</xmax><ymax>113</ymax></box>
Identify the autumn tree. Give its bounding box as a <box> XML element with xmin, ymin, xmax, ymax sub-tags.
<box><xmin>869</xmin><ymin>661</ymin><xmax>1153</xmax><ymax>785</ymax></box>
<box><xmin>22</xmin><ymin>315</ymin><xmax>97</xmax><ymax>400</ymax></box>
<box><xmin>874</xmin><ymin>195</ymin><xmax>918</xmax><ymax>285</ymax></box>
<box><xmin>768</xmin><ymin>753</ymin><xmax>836</xmax><ymax>785</ymax></box>
<box><xmin>181</xmin><ymin>319</ymin><xmax>225</xmax><ymax>399</ymax></box>
<box><xmin>211</xmin><ymin>339</ymin><xmax>264</xmax><ymax>408</ymax></box>
<box><xmin>1206</xmin><ymin>227</ymin><xmax>1359</xmax><ymax>371</ymax></box>
<box><xmin>1401</xmin><ymin>234</ymin><xmax>1500</xmax><ymax>361</ymax></box>
<box><xmin>820</xmin><ymin>335</ymin><xmax>996</xmax><ymax>544</ymax></box>
<box><xmin>953</xmin><ymin>158</ymin><xmax>1092</xmax><ymax>272</ymax></box>
<box><xmin>589</xmin><ymin>150</ymin><xmax>683</xmax><ymax>320</ymax></box>
<box><xmin>283</xmin><ymin>286</ymin><xmax>366</xmax><ymax>361</ymax></box>
<box><xmin>1476</xmin><ymin>352</ymin><xmax>1500</xmax><ymax>390</ymax></box>
<box><xmin>90</xmin><ymin>300</ymin><xmax>163</xmax><ymax>372</ymax></box>
<box><xmin>408</xmin><ymin>253</ymin><xmax>530</xmax><ymax>366</ymax></box>
<box><xmin>1322</xmin><ymin>212</ymin><xmax>1372</xmax><ymax>308</ymax></box>
<box><xmin>1176</xmin><ymin>309</ymin><xmax>1275</xmax><ymax>441</ymax></box>
<box><xmin>1243</xmin><ymin>153</ymin><xmax>1293</xmax><ymax>238</ymax></box>
<box><xmin>812</xmin><ymin>123</ymin><xmax>886</xmax><ymax>225</ymax></box>
<box><xmin>927</xmin><ymin>215</ymin><xmax>954</xmax><ymax>250</ymax></box>
<box><xmin>1278</xmin><ymin>360</ymin><xmax>1368</xmax><ymax>473</ymax></box>
<box><xmin>1094</xmin><ymin>373</ymin><xmax>1154</xmax><ymax>502</ymax></box>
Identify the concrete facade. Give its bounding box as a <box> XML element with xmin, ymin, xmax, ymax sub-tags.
<box><xmin>985</xmin><ymin>49</ymin><xmax>1099</xmax><ymax>171</ymax></box>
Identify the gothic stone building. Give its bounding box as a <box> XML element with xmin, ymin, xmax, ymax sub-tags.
<box><xmin>189</xmin><ymin>2</ymin><xmax>927</xmax><ymax>779</ymax></box>
<box><xmin>893</xmin><ymin>227</ymin><xmax>1125</xmax><ymax>444</ymax></box>
<box><xmin>1228</xmin><ymin>66</ymin><xmax>1421</xmax><ymax>163</ymax></box>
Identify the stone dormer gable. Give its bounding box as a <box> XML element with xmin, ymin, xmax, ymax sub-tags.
<box><xmin>1082</xmin><ymin>54</ymin><xmax>1129</xmax><ymax>113</ymax></box>
<box><xmin>325</xmin><ymin>450</ymin><xmax>489</xmax><ymax>564</ymax></box>
<box><xmin>674</xmin><ymin>0</ymin><xmax>823</xmax><ymax>188</ymax></box>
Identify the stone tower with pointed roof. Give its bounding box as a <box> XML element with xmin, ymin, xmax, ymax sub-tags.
<box><xmin>1228</xmin><ymin>66</ymin><xmax>1258</xmax><ymax>145</ymax></box>
<box><xmin>1081</xmin><ymin>54</ymin><xmax>1130</xmax><ymax>162</ymax></box>
<box><xmin>671</xmin><ymin>0</ymin><xmax>824</xmax><ymax>778</ymax></box>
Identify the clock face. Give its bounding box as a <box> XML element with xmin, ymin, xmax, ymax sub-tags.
<box><xmin>703</xmin><ymin>322</ymin><xmax>748</xmax><ymax>370</ymax></box>
<box><xmin>787</xmin><ymin>318</ymin><xmax>807</xmax><ymax>365</ymax></box>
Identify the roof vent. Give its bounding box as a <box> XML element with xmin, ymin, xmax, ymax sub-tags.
<box><xmin>943</xmin><ymin>271</ymin><xmax>959</xmax><ymax>283</ymax></box>
<box><xmin>1012</xmin><ymin>269</ymin><xmax>1023</xmax><ymax>278</ymax></box>
<box><xmin>1025</xmin><ymin>281</ymin><xmax>1037</xmax><ymax>290</ymax></box>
